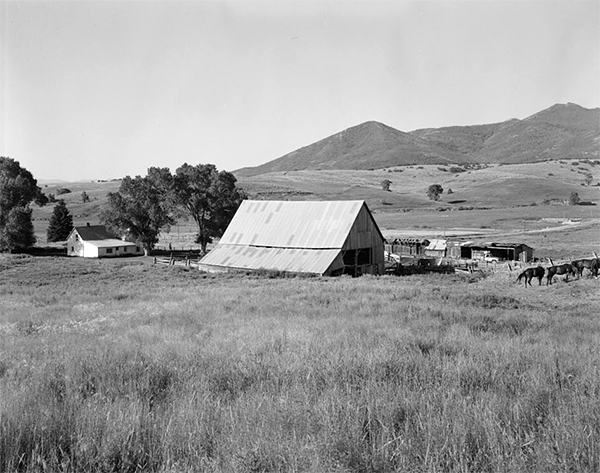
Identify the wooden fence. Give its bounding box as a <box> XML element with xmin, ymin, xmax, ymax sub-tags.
<box><xmin>153</xmin><ymin>252</ymin><xmax>202</xmax><ymax>267</ymax></box>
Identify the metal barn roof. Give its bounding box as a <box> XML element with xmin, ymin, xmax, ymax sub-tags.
<box><xmin>199</xmin><ymin>244</ymin><xmax>342</xmax><ymax>274</ymax></box>
<box><xmin>218</xmin><ymin>200</ymin><xmax>366</xmax><ymax>249</ymax></box>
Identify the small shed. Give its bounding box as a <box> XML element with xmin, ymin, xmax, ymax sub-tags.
<box><xmin>199</xmin><ymin>200</ymin><xmax>385</xmax><ymax>276</ymax></box>
<box><xmin>385</xmin><ymin>238</ymin><xmax>429</xmax><ymax>256</ymax></box>
<box><xmin>424</xmin><ymin>239</ymin><xmax>447</xmax><ymax>258</ymax></box>
<box><xmin>460</xmin><ymin>242</ymin><xmax>534</xmax><ymax>262</ymax></box>
<box><xmin>67</xmin><ymin>225</ymin><xmax>143</xmax><ymax>258</ymax></box>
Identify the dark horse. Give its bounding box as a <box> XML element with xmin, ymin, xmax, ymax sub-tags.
<box><xmin>571</xmin><ymin>258</ymin><xmax>599</xmax><ymax>278</ymax></box>
<box><xmin>546</xmin><ymin>263</ymin><xmax>577</xmax><ymax>285</ymax></box>
<box><xmin>516</xmin><ymin>266</ymin><xmax>545</xmax><ymax>287</ymax></box>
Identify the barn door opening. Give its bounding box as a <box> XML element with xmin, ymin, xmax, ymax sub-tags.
<box><xmin>342</xmin><ymin>248</ymin><xmax>372</xmax><ymax>276</ymax></box>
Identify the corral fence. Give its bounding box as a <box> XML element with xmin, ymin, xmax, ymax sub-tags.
<box><xmin>152</xmin><ymin>251</ymin><xmax>203</xmax><ymax>267</ymax></box>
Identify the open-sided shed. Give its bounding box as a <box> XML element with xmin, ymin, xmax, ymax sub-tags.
<box><xmin>460</xmin><ymin>242</ymin><xmax>534</xmax><ymax>262</ymax></box>
<box><xmin>199</xmin><ymin>200</ymin><xmax>385</xmax><ymax>276</ymax></box>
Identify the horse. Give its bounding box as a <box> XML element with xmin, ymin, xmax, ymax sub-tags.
<box><xmin>571</xmin><ymin>258</ymin><xmax>599</xmax><ymax>278</ymax></box>
<box><xmin>516</xmin><ymin>266</ymin><xmax>545</xmax><ymax>287</ymax></box>
<box><xmin>546</xmin><ymin>263</ymin><xmax>577</xmax><ymax>285</ymax></box>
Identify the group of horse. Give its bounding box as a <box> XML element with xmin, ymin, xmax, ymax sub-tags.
<box><xmin>516</xmin><ymin>258</ymin><xmax>599</xmax><ymax>287</ymax></box>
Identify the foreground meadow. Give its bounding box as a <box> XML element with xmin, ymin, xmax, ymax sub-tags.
<box><xmin>1</xmin><ymin>255</ymin><xmax>599</xmax><ymax>472</ymax></box>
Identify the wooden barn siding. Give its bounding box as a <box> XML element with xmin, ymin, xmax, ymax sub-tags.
<box><xmin>342</xmin><ymin>206</ymin><xmax>385</xmax><ymax>275</ymax></box>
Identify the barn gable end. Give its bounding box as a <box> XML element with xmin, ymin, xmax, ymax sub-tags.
<box><xmin>199</xmin><ymin>200</ymin><xmax>385</xmax><ymax>276</ymax></box>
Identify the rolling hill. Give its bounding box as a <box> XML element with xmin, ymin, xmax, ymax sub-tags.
<box><xmin>236</xmin><ymin>103</ymin><xmax>599</xmax><ymax>177</ymax></box>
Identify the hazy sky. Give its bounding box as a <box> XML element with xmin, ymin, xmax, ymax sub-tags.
<box><xmin>1</xmin><ymin>0</ymin><xmax>599</xmax><ymax>181</ymax></box>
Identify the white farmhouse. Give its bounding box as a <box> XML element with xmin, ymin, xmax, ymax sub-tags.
<box><xmin>67</xmin><ymin>224</ymin><xmax>143</xmax><ymax>258</ymax></box>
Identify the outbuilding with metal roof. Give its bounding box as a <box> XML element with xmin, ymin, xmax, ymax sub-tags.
<box><xmin>198</xmin><ymin>200</ymin><xmax>385</xmax><ymax>276</ymax></box>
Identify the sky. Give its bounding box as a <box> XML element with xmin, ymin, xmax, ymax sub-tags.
<box><xmin>1</xmin><ymin>0</ymin><xmax>599</xmax><ymax>182</ymax></box>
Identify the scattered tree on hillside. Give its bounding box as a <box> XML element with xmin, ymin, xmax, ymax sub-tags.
<box><xmin>56</xmin><ymin>188</ymin><xmax>71</xmax><ymax>196</ymax></box>
<box><xmin>81</xmin><ymin>191</ymin><xmax>90</xmax><ymax>203</ymax></box>
<box><xmin>47</xmin><ymin>193</ymin><xmax>57</xmax><ymax>203</ymax></box>
<box><xmin>100</xmin><ymin>168</ymin><xmax>175</xmax><ymax>256</ymax></box>
<box><xmin>426</xmin><ymin>184</ymin><xmax>444</xmax><ymax>201</ymax></box>
<box><xmin>584</xmin><ymin>173</ymin><xmax>593</xmax><ymax>186</ymax></box>
<box><xmin>173</xmin><ymin>163</ymin><xmax>246</xmax><ymax>254</ymax></box>
<box><xmin>447</xmin><ymin>188</ymin><xmax>453</xmax><ymax>194</ymax></box>
<box><xmin>569</xmin><ymin>191</ymin><xmax>581</xmax><ymax>205</ymax></box>
<box><xmin>0</xmin><ymin>157</ymin><xmax>47</xmax><ymax>252</ymax></box>
<box><xmin>47</xmin><ymin>200</ymin><xmax>73</xmax><ymax>242</ymax></box>
<box><xmin>380</xmin><ymin>179</ymin><xmax>392</xmax><ymax>192</ymax></box>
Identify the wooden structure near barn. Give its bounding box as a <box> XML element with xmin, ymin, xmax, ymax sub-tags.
<box><xmin>385</xmin><ymin>238</ymin><xmax>429</xmax><ymax>256</ymax></box>
<box><xmin>199</xmin><ymin>200</ymin><xmax>385</xmax><ymax>276</ymax></box>
<box><xmin>460</xmin><ymin>242</ymin><xmax>534</xmax><ymax>262</ymax></box>
<box><xmin>67</xmin><ymin>224</ymin><xmax>143</xmax><ymax>258</ymax></box>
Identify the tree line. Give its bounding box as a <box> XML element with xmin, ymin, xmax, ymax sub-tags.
<box><xmin>0</xmin><ymin>157</ymin><xmax>246</xmax><ymax>255</ymax></box>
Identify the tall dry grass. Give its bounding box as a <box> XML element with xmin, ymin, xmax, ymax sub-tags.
<box><xmin>1</xmin><ymin>255</ymin><xmax>599</xmax><ymax>472</ymax></box>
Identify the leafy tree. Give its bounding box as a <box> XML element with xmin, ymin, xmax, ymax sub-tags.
<box><xmin>0</xmin><ymin>157</ymin><xmax>46</xmax><ymax>251</ymax></box>
<box><xmin>173</xmin><ymin>163</ymin><xmax>246</xmax><ymax>253</ymax></box>
<box><xmin>81</xmin><ymin>191</ymin><xmax>90</xmax><ymax>203</ymax></box>
<box><xmin>447</xmin><ymin>188</ymin><xmax>453</xmax><ymax>194</ymax></box>
<box><xmin>380</xmin><ymin>179</ymin><xmax>392</xmax><ymax>192</ymax></box>
<box><xmin>426</xmin><ymin>184</ymin><xmax>444</xmax><ymax>201</ymax></box>
<box><xmin>47</xmin><ymin>200</ymin><xmax>73</xmax><ymax>242</ymax></box>
<box><xmin>100</xmin><ymin>168</ymin><xmax>175</xmax><ymax>256</ymax></box>
<box><xmin>584</xmin><ymin>173</ymin><xmax>593</xmax><ymax>186</ymax></box>
<box><xmin>2</xmin><ymin>207</ymin><xmax>36</xmax><ymax>251</ymax></box>
<box><xmin>569</xmin><ymin>191</ymin><xmax>581</xmax><ymax>205</ymax></box>
<box><xmin>56</xmin><ymin>188</ymin><xmax>71</xmax><ymax>195</ymax></box>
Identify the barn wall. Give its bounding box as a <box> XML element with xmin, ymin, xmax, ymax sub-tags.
<box><xmin>342</xmin><ymin>205</ymin><xmax>385</xmax><ymax>275</ymax></box>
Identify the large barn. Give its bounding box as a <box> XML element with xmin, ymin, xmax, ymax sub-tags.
<box><xmin>198</xmin><ymin>200</ymin><xmax>385</xmax><ymax>276</ymax></box>
<box><xmin>67</xmin><ymin>224</ymin><xmax>143</xmax><ymax>258</ymax></box>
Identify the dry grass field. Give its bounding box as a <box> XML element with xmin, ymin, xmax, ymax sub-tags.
<box><xmin>1</xmin><ymin>255</ymin><xmax>599</xmax><ymax>472</ymax></box>
<box><xmin>5</xmin><ymin>161</ymin><xmax>599</xmax><ymax>471</ymax></box>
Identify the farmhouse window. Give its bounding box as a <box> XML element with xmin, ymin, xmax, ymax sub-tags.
<box><xmin>136</xmin><ymin>247</ymin><xmax>140</xmax><ymax>252</ymax></box>
<box><xmin>123</xmin><ymin>247</ymin><xmax>127</xmax><ymax>252</ymax></box>
<box><xmin>106</xmin><ymin>248</ymin><xmax>113</xmax><ymax>254</ymax></box>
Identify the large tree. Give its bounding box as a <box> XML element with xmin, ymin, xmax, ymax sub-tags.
<box><xmin>173</xmin><ymin>163</ymin><xmax>246</xmax><ymax>253</ymax></box>
<box><xmin>100</xmin><ymin>168</ymin><xmax>175</xmax><ymax>256</ymax></box>
<box><xmin>47</xmin><ymin>200</ymin><xmax>73</xmax><ymax>242</ymax></box>
<box><xmin>0</xmin><ymin>157</ymin><xmax>47</xmax><ymax>251</ymax></box>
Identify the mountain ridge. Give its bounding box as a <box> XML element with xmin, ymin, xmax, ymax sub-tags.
<box><xmin>236</xmin><ymin>103</ymin><xmax>600</xmax><ymax>177</ymax></box>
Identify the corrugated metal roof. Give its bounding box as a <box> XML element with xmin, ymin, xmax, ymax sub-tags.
<box><xmin>426</xmin><ymin>239</ymin><xmax>447</xmax><ymax>251</ymax></box>
<box><xmin>219</xmin><ymin>200</ymin><xmax>365</xmax><ymax>249</ymax></box>
<box><xmin>199</xmin><ymin>244</ymin><xmax>341</xmax><ymax>275</ymax></box>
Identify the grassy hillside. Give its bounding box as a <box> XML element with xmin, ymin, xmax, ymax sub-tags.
<box><xmin>1</xmin><ymin>256</ymin><xmax>599</xmax><ymax>472</ymax></box>
<box><xmin>29</xmin><ymin>160</ymin><xmax>600</xmax><ymax>259</ymax></box>
<box><xmin>237</xmin><ymin>103</ymin><xmax>600</xmax><ymax>176</ymax></box>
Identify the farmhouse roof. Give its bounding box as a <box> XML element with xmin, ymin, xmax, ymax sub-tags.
<box><xmin>70</xmin><ymin>225</ymin><xmax>138</xmax><ymax>248</ymax></box>
<box><xmin>217</xmin><ymin>199</ymin><xmax>382</xmax><ymax>249</ymax></box>
<box><xmin>74</xmin><ymin>225</ymin><xmax>116</xmax><ymax>241</ymax></box>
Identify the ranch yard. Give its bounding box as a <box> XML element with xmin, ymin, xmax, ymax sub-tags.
<box><xmin>1</xmin><ymin>255</ymin><xmax>599</xmax><ymax>472</ymax></box>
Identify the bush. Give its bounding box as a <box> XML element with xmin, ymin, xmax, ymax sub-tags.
<box><xmin>56</xmin><ymin>188</ymin><xmax>71</xmax><ymax>196</ymax></box>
